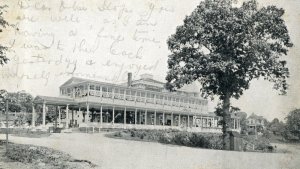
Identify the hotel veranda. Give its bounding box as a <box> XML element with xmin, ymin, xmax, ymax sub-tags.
<box><xmin>32</xmin><ymin>73</ymin><xmax>241</xmax><ymax>133</ymax></box>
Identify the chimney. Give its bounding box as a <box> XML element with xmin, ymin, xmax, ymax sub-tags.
<box><xmin>128</xmin><ymin>72</ymin><xmax>132</xmax><ymax>87</ymax></box>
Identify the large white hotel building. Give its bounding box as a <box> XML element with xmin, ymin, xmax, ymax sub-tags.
<box><xmin>32</xmin><ymin>73</ymin><xmax>241</xmax><ymax>133</ymax></box>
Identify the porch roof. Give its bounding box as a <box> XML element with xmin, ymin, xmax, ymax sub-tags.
<box><xmin>34</xmin><ymin>95</ymin><xmax>78</xmax><ymax>106</ymax></box>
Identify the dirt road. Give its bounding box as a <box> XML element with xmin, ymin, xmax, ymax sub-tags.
<box><xmin>1</xmin><ymin>133</ymin><xmax>299</xmax><ymax>169</ymax></box>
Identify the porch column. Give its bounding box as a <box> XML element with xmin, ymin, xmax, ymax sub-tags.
<box><xmin>134</xmin><ymin>108</ymin><xmax>137</xmax><ymax>125</ymax></box>
<box><xmin>58</xmin><ymin>106</ymin><xmax>61</xmax><ymax>125</ymax></box>
<box><xmin>124</xmin><ymin>107</ymin><xmax>126</xmax><ymax>125</ymax></box>
<box><xmin>200</xmin><ymin>116</ymin><xmax>203</xmax><ymax>128</ymax></box>
<box><xmin>178</xmin><ymin>114</ymin><xmax>181</xmax><ymax>126</ymax></box>
<box><xmin>42</xmin><ymin>101</ymin><xmax>46</xmax><ymax>127</ymax></box>
<box><xmin>233</xmin><ymin>118</ymin><xmax>236</xmax><ymax>129</ymax></box>
<box><xmin>86</xmin><ymin>103</ymin><xmax>89</xmax><ymax>123</ymax></box>
<box><xmin>144</xmin><ymin>110</ymin><xmax>147</xmax><ymax>125</ymax></box>
<box><xmin>100</xmin><ymin>106</ymin><xmax>103</xmax><ymax>127</ymax></box>
<box><xmin>171</xmin><ymin>112</ymin><xmax>173</xmax><ymax>126</ymax></box>
<box><xmin>162</xmin><ymin>112</ymin><xmax>165</xmax><ymax>126</ymax></box>
<box><xmin>112</xmin><ymin>107</ymin><xmax>115</xmax><ymax>125</ymax></box>
<box><xmin>154</xmin><ymin>110</ymin><xmax>156</xmax><ymax>126</ymax></box>
<box><xmin>187</xmin><ymin>115</ymin><xmax>190</xmax><ymax>128</ymax></box>
<box><xmin>66</xmin><ymin>104</ymin><xmax>69</xmax><ymax>128</ymax></box>
<box><xmin>139</xmin><ymin>110</ymin><xmax>142</xmax><ymax>124</ymax></box>
<box><xmin>31</xmin><ymin>104</ymin><xmax>35</xmax><ymax>127</ymax></box>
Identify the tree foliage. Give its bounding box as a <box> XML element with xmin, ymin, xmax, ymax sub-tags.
<box><xmin>0</xmin><ymin>90</ymin><xmax>34</xmax><ymax>113</ymax></box>
<box><xmin>284</xmin><ymin>109</ymin><xmax>300</xmax><ymax>141</ymax></box>
<box><xmin>0</xmin><ymin>5</ymin><xmax>9</xmax><ymax>66</ymax></box>
<box><xmin>0</xmin><ymin>89</ymin><xmax>8</xmax><ymax>111</ymax></box>
<box><xmin>165</xmin><ymin>0</ymin><xmax>292</xmax><ymax>149</ymax></box>
<box><xmin>166</xmin><ymin>0</ymin><xmax>292</xmax><ymax>98</ymax></box>
<box><xmin>267</xmin><ymin>118</ymin><xmax>285</xmax><ymax>136</ymax></box>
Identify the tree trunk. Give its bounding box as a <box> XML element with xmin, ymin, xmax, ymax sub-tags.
<box><xmin>222</xmin><ymin>93</ymin><xmax>231</xmax><ymax>150</ymax></box>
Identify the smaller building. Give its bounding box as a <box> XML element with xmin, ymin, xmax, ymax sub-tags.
<box><xmin>246</xmin><ymin>113</ymin><xmax>267</xmax><ymax>133</ymax></box>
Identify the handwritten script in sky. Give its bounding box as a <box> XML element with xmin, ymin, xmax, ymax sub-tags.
<box><xmin>0</xmin><ymin>0</ymin><xmax>197</xmax><ymax>95</ymax></box>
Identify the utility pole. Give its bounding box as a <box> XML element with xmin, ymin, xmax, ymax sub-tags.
<box><xmin>6</xmin><ymin>99</ymin><xmax>8</xmax><ymax>153</ymax></box>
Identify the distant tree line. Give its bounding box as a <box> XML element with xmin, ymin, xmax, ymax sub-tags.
<box><xmin>0</xmin><ymin>89</ymin><xmax>67</xmax><ymax>126</ymax></box>
<box><xmin>0</xmin><ymin>90</ymin><xmax>34</xmax><ymax>113</ymax></box>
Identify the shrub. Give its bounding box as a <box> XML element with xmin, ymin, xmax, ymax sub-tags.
<box><xmin>242</xmin><ymin>135</ymin><xmax>271</xmax><ymax>151</ymax></box>
<box><xmin>158</xmin><ymin>133</ymin><xmax>172</xmax><ymax>144</ymax></box>
<box><xmin>114</xmin><ymin>131</ymin><xmax>122</xmax><ymax>137</ymax></box>
<box><xmin>189</xmin><ymin>133</ymin><xmax>209</xmax><ymax>148</ymax></box>
<box><xmin>146</xmin><ymin>130</ymin><xmax>160</xmax><ymax>141</ymax></box>
<box><xmin>6</xmin><ymin>143</ymin><xmax>72</xmax><ymax>166</ymax></box>
<box><xmin>130</xmin><ymin>130</ymin><xmax>136</xmax><ymax>137</ymax></box>
<box><xmin>110</xmin><ymin>129</ymin><xmax>223</xmax><ymax>149</ymax></box>
<box><xmin>206</xmin><ymin>134</ymin><xmax>223</xmax><ymax>150</ymax></box>
<box><xmin>173</xmin><ymin>132</ymin><xmax>190</xmax><ymax>145</ymax></box>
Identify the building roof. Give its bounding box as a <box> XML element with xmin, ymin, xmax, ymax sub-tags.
<box><xmin>34</xmin><ymin>95</ymin><xmax>77</xmax><ymax>105</ymax></box>
<box><xmin>60</xmin><ymin>77</ymin><xmax>88</xmax><ymax>88</ymax></box>
<box><xmin>247</xmin><ymin>113</ymin><xmax>265</xmax><ymax>120</ymax></box>
<box><xmin>60</xmin><ymin>76</ymin><xmax>202</xmax><ymax>96</ymax></box>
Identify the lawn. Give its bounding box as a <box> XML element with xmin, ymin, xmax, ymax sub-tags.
<box><xmin>0</xmin><ymin>140</ymin><xmax>97</xmax><ymax>169</ymax></box>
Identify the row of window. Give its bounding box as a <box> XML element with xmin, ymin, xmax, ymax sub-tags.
<box><xmin>61</xmin><ymin>85</ymin><xmax>207</xmax><ymax>106</ymax></box>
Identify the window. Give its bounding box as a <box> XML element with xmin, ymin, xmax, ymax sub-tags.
<box><xmin>96</xmin><ymin>86</ymin><xmax>101</xmax><ymax>91</ymax></box>
<box><xmin>114</xmin><ymin>88</ymin><xmax>119</xmax><ymax>94</ymax></box>
<box><xmin>141</xmin><ymin>92</ymin><xmax>145</xmax><ymax>97</ymax></box>
<box><xmin>126</xmin><ymin>90</ymin><xmax>131</xmax><ymax>95</ymax></box>
<box><xmin>90</xmin><ymin>85</ymin><xmax>95</xmax><ymax>90</ymax></box>
<box><xmin>102</xmin><ymin>87</ymin><xmax>107</xmax><ymax>92</ymax></box>
<box><xmin>107</xmin><ymin>87</ymin><xmax>112</xmax><ymax>92</ymax></box>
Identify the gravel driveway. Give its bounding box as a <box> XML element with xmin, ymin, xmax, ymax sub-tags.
<box><xmin>1</xmin><ymin>133</ymin><xmax>299</xmax><ymax>169</ymax></box>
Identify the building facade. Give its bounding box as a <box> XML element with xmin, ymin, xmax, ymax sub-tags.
<box><xmin>246</xmin><ymin>113</ymin><xmax>267</xmax><ymax>133</ymax></box>
<box><xmin>32</xmin><ymin>73</ymin><xmax>241</xmax><ymax>133</ymax></box>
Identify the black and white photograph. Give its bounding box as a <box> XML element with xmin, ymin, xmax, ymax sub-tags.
<box><xmin>0</xmin><ymin>0</ymin><xmax>299</xmax><ymax>168</ymax></box>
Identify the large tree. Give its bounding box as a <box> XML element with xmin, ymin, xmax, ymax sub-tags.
<box><xmin>0</xmin><ymin>5</ymin><xmax>9</xmax><ymax>66</ymax></box>
<box><xmin>166</xmin><ymin>0</ymin><xmax>293</xmax><ymax>149</ymax></box>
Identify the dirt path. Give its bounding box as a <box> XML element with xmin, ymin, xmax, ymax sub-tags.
<box><xmin>1</xmin><ymin>133</ymin><xmax>299</xmax><ymax>169</ymax></box>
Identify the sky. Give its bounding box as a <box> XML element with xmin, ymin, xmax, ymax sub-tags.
<box><xmin>0</xmin><ymin>0</ymin><xmax>299</xmax><ymax>121</ymax></box>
